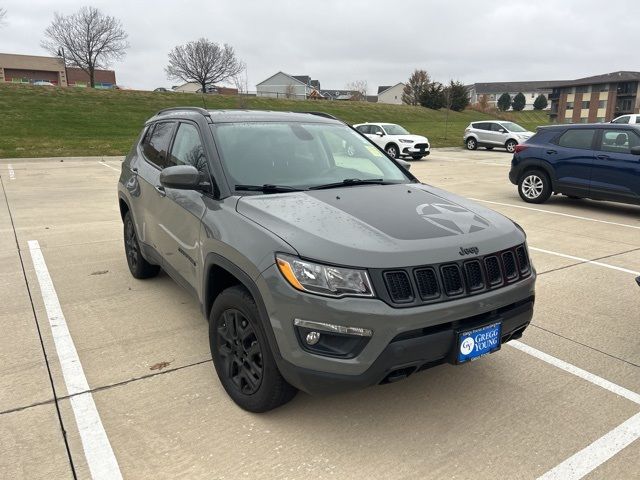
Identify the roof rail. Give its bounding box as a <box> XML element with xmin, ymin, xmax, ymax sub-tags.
<box><xmin>156</xmin><ymin>106</ymin><xmax>211</xmax><ymax>117</ymax></box>
<box><xmin>300</xmin><ymin>111</ymin><xmax>340</xmax><ymax>121</ymax></box>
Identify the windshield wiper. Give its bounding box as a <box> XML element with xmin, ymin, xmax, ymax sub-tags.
<box><xmin>309</xmin><ymin>178</ymin><xmax>393</xmax><ymax>190</ymax></box>
<box><xmin>235</xmin><ymin>184</ymin><xmax>305</xmax><ymax>193</ymax></box>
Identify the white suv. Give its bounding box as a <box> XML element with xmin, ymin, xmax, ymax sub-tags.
<box><xmin>353</xmin><ymin>123</ymin><xmax>430</xmax><ymax>159</ymax></box>
<box><xmin>611</xmin><ymin>114</ymin><xmax>640</xmax><ymax>124</ymax></box>
<box><xmin>463</xmin><ymin>120</ymin><xmax>534</xmax><ymax>153</ymax></box>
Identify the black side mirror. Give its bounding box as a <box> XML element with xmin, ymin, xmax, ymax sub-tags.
<box><xmin>396</xmin><ymin>159</ymin><xmax>411</xmax><ymax>171</ymax></box>
<box><xmin>630</xmin><ymin>146</ymin><xmax>640</xmax><ymax>155</ymax></box>
<box><xmin>160</xmin><ymin>165</ymin><xmax>201</xmax><ymax>190</ymax></box>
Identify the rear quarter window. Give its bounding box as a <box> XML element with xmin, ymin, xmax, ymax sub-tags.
<box><xmin>556</xmin><ymin>129</ymin><xmax>596</xmax><ymax>150</ymax></box>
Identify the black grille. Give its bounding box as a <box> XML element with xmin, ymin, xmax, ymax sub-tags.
<box><xmin>484</xmin><ymin>256</ymin><xmax>502</xmax><ymax>286</ymax></box>
<box><xmin>464</xmin><ymin>260</ymin><xmax>484</xmax><ymax>291</ymax></box>
<box><xmin>516</xmin><ymin>246</ymin><xmax>530</xmax><ymax>274</ymax></box>
<box><xmin>415</xmin><ymin>268</ymin><xmax>440</xmax><ymax>299</ymax></box>
<box><xmin>502</xmin><ymin>251</ymin><xmax>518</xmax><ymax>280</ymax></box>
<box><xmin>441</xmin><ymin>265</ymin><xmax>464</xmax><ymax>296</ymax></box>
<box><xmin>384</xmin><ymin>271</ymin><xmax>413</xmax><ymax>302</ymax></box>
<box><xmin>414</xmin><ymin>143</ymin><xmax>429</xmax><ymax>150</ymax></box>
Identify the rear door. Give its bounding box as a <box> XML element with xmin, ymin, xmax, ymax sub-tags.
<box><xmin>590</xmin><ymin>128</ymin><xmax>640</xmax><ymax>204</ymax></box>
<box><xmin>135</xmin><ymin>121</ymin><xmax>177</xmax><ymax>259</ymax></box>
<box><xmin>155</xmin><ymin>121</ymin><xmax>213</xmax><ymax>293</ymax></box>
<box><xmin>548</xmin><ymin>128</ymin><xmax>596</xmax><ymax>196</ymax></box>
<box><xmin>473</xmin><ymin>122</ymin><xmax>491</xmax><ymax>144</ymax></box>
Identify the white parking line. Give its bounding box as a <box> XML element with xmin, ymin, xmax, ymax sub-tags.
<box><xmin>28</xmin><ymin>240</ymin><xmax>122</xmax><ymax>480</ymax></box>
<box><xmin>509</xmin><ymin>341</ymin><xmax>640</xmax><ymax>479</ymax></box>
<box><xmin>469</xmin><ymin>197</ymin><xmax>640</xmax><ymax>230</ymax></box>
<box><xmin>8</xmin><ymin>164</ymin><xmax>15</xmax><ymax>180</ymax></box>
<box><xmin>99</xmin><ymin>161</ymin><xmax>120</xmax><ymax>172</ymax></box>
<box><xmin>509</xmin><ymin>341</ymin><xmax>640</xmax><ymax>405</ymax></box>
<box><xmin>537</xmin><ymin>412</ymin><xmax>640</xmax><ymax>480</ymax></box>
<box><xmin>530</xmin><ymin>247</ymin><xmax>640</xmax><ymax>276</ymax></box>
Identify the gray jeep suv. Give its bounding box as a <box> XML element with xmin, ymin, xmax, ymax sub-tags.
<box><xmin>118</xmin><ymin>107</ymin><xmax>536</xmax><ymax>412</ymax></box>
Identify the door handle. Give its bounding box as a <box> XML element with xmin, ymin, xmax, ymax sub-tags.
<box><xmin>546</xmin><ymin>149</ymin><xmax>557</xmax><ymax>155</ymax></box>
<box><xmin>154</xmin><ymin>185</ymin><xmax>166</xmax><ymax>197</ymax></box>
<box><xmin>596</xmin><ymin>154</ymin><xmax>610</xmax><ymax>160</ymax></box>
<box><xmin>130</xmin><ymin>167</ymin><xmax>138</xmax><ymax>175</ymax></box>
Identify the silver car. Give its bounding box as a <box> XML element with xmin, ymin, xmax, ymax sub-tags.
<box><xmin>464</xmin><ymin>121</ymin><xmax>534</xmax><ymax>153</ymax></box>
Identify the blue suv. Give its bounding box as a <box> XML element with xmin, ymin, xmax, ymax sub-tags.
<box><xmin>509</xmin><ymin>123</ymin><xmax>640</xmax><ymax>205</ymax></box>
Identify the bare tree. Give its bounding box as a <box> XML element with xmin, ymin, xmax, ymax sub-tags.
<box><xmin>402</xmin><ymin>69</ymin><xmax>431</xmax><ymax>106</ymax></box>
<box><xmin>0</xmin><ymin>8</ymin><xmax>7</xmax><ymax>26</ymax></box>
<box><xmin>166</xmin><ymin>38</ymin><xmax>245</xmax><ymax>94</ymax></box>
<box><xmin>232</xmin><ymin>71</ymin><xmax>250</xmax><ymax>108</ymax></box>
<box><xmin>285</xmin><ymin>83</ymin><xmax>296</xmax><ymax>99</ymax></box>
<box><xmin>41</xmin><ymin>7</ymin><xmax>128</xmax><ymax>88</ymax></box>
<box><xmin>347</xmin><ymin>80</ymin><xmax>368</xmax><ymax>101</ymax></box>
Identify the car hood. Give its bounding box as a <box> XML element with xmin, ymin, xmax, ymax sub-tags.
<box><xmin>393</xmin><ymin>134</ymin><xmax>429</xmax><ymax>143</ymax></box>
<box><xmin>236</xmin><ymin>184</ymin><xmax>524</xmax><ymax>268</ymax></box>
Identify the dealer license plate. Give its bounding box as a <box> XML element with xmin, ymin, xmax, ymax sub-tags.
<box><xmin>457</xmin><ymin>322</ymin><xmax>502</xmax><ymax>364</ymax></box>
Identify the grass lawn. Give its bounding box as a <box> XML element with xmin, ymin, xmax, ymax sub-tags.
<box><xmin>0</xmin><ymin>84</ymin><xmax>551</xmax><ymax>158</ymax></box>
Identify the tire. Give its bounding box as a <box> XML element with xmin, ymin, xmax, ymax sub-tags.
<box><xmin>518</xmin><ymin>169</ymin><xmax>552</xmax><ymax>204</ymax></box>
<box><xmin>385</xmin><ymin>144</ymin><xmax>400</xmax><ymax>158</ymax></box>
<box><xmin>465</xmin><ymin>137</ymin><xmax>477</xmax><ymax>150</ymax></box>
<box><xmin>209</xmin><ymin>285</ymin><xmax>297</xmax><ymax>412</ymax></box>
<box><xmin>123</xmin><ymin>211</ymin><xmax>160</xmax><ymax>279</ymax></box>
<box><xmin>485</xmin><ymin>146</ymin><xmax>494</xmax><ymax>150</ymax></box>
<box><xmin>505</xmin><ymin>139</ymin><xmax>517</xmax><ymax>153</ymax></box>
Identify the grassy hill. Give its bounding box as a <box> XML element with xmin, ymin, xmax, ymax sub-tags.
<box><xmin>0</xmin><ymin>83</ymin><xmax>551</xmax><ymax>158</ymax></box>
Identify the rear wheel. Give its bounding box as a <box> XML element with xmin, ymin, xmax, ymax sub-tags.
<box><xmin>506</xmin><ymin>139</ymin><xmax>517</xmax><ymax>153</ymax></box>
<box><xmin>518</xmin><ymin>170</ymin><xmax>551</xmax><ymax>203</ymax></box>
<box><xmin>385</xmin><ymin>144</ymin><xmax>399</xmax><ymax>158</ymax></box>
<box><xmin>123</xmin><ymin>211</ymin><xmax>160</xmax><ymax>279</ymax></box>
<box><xmin>465</xmin><ymin>137</ymin><xmax>477</xmax><ymax>150</ymax></box>
<box><xmin>210</xmin><ymin>286</ymin><xmax>297</xmax><ymax>412</ymax></box>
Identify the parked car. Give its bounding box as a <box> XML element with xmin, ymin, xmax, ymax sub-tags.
<box><xmin>153</xmin><ymin>87</ymin><xmax>174</xmax><ymax>93</ymax></box>
<box><xmin>32</xmin><ymin>81</ymin><xmax>55</xmax><ymax>87</ymax></box>
<box><xmin>464</xmin><ymin>121</ymin><xmax>534</xmax><ymax>153</ymax></box>
<box><xmin>118</xmin><ymin>107</ymin><xmax>535</xmax><ymax>412</ymax></box>
<box><xmin>509</xmin><ymin>123</ymin><xmax>640</xmax><ymax>205</ymax></box>
<box><xmin>611</xmin><ymin>114</ymin><xmax>640</xmax><ymax>125</ymax></box>
<box><xmin>353</xmin><ymin>122</ymin><xmax>430</xmax><ymax>159</ymax></box>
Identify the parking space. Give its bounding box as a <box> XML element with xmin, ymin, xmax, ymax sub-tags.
<box><xmin>1</xmin><ymin>151</ymin><xmax>639</xmax><ymax>479</ymax></box>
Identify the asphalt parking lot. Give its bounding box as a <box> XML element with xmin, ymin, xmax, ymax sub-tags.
<box><xmin>1</xmin><ymin>149</ymin><xmax>639</xmax><ymax>480</ymax></box>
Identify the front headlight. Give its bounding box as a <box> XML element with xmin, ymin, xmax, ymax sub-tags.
<box><xmin>398</xmin><ymin>139</ymin><xmax>413</xmax><ymax>144</ymax></box>
<box><xmin>276</xmin><ymin>254</ymin><xmax>374</xmax><ymax>297</ymax></box>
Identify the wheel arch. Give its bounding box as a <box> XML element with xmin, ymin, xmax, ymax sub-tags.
<box><xmin>516</xmin><ymin>159</ymin><xmax>557</xmax><ymax>188</ymax></box>
<box><xmin>118</xmin><ymin>196</ymin><xmax>130</xmax><ymax>222</ymax></box>
<box><xmin>202</xmin><ymin>253</ymin><xmax>283</xmax><ymax>362</ymax></box>
<box><xmin>384</xmin><ymin>142</ymin><xmax>399</xmax><ymax>152</ymax></box>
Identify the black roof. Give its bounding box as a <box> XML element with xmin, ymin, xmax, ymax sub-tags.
<box><xmin>152</xmin><ymin>108</ymin><xmax>342</xmax><ymax>124</ymax></box>
<box><xmin>550</xmin><ymin>71</ymin><xmax>640</xmax><ymax>88</ymax></box>
<box><xmin>377</xmin><ymin>85</ymin><xmax>392</xmax><ymax>94</ymax></box>
<box><xmin>469</xmin><ymin>80</ymin><xmax>563</xmax><ymax>94</ymax></box>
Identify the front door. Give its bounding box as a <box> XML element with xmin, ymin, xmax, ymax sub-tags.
<box><xmin>590</xmin><ymin>128</ymin><xmax>640</xmax><ymax>204</ymax></box>
<box><xmin>155</xmin><ymin>121</ymin><xmax>211</xmax><ymax>293</ymax></box>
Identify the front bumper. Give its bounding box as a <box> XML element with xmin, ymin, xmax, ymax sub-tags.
<box><xmin>401</xmin><ymin>145</ymin><xmax>430</xmax><ymax>157</ymax></box>
<box><xmin>257</xmin><ymin>264</ymin><xmax>536</xmax><ymax>395</ymax></box>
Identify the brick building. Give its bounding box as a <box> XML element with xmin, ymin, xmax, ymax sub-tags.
<box><xmin>0</xmin><ymin>52</ymin><xmax>116</xmax><ymax>88</ymax></box>
<box><xmin>549</xmin><ymin>71</ymin><xmax>640</xmax><ymax>123</ymax></box>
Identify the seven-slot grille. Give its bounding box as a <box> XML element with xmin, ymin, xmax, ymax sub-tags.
<box><xmin>382</xmin><ymin>244</ymin><xmax>530</xmax><ymax>305</ymax></box>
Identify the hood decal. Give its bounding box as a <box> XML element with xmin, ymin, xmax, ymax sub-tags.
<box><xmin>416</xmin><ymin>203</ymin><xmax>489</xmax><ymax>236</ymax></box>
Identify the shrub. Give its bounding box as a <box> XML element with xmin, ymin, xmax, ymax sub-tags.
<box><xmin>497</xmin><ymin>92</ymin><xmax>511</xmax><ymax>111</ymax></box>
<box><xmin>533</xmin><ymin>94</ymin><xmax>548</xmax><ymax>110</ymax></box>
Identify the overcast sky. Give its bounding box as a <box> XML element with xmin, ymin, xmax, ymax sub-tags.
<box><xmin>0</xmin><ymin>0</ymin><xmax>637</xmax><ymax>92</ymax></box>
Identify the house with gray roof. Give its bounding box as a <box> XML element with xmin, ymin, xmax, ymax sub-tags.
<box><xmin>256</xmin><ymin>71</ymin><xmax>320</xmax><ymax>99</ymax></box>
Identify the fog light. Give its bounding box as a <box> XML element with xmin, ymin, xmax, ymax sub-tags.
<box><xmin>305</xmin><ymin>331</ymin><xmax>321</xmax><ymax>345</ymax></box>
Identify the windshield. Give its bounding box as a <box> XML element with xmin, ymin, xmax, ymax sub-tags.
<box><xmin>500</xmin><ymin>121</ymin><xmax>527</xmax><ymax>133</ymax></box>
<box><xmin>381</xmin><ymin>124</ymin><xmax>410</xmax><ymax>135</ymax></box>
<box><xmin>211</xmin><ymin>122</ymin><xmax>410</xmax><ymax>190</ymax></box>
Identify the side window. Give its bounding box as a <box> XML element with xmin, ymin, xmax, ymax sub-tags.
<box><xmin>476</xmin><ymin>123</ymin><xmax>490</xmax><ymax>130</ymax></box>
<box><xmin>600</xmin><ymin>129</ymin><xmax>640</xmax><ymax>154</ymax></box>
<box><xmin>557</xmin><ymin>129</ymin><xmax>595</xmax><ymax>150</ymax></box>
<box><xmin>356</xmin><ymin>125</ymin><xmax>370</xmax><ymax>134</ymax></box>
<box><xmin>612</xmin><ymin>116</ymin><xmax>630</xmax><ymax>124</ymax></box>
<box><xmin>142</xmin><ymin>122</ymin><xmax>175</xmax><ymax>168</ymax></box>
<box><xmin>370</xmin><ymin>125</ymin><xmax>383</xmax><ymax>135</ymax></box>
<box><xmin>635</xmin><ymin>116</ymin><xmax>640</xmax><ymax>124</ymax></box>
<box><xmin>169</xmin><ymin>123</ymin><xmax>208</xmax><ymax>172</ymax></box>
<box><xmin>491</xmin><ymin>123</ymin><xmax>504</xmax><ymax>132</ymax></box>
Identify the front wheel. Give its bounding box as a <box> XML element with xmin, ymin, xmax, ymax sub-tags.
<box><xmin>506</xmin><ymin>139</ymin><xmax>517</xmax><ymax>153</ymax></box>
<box><xmin>518</xmin><ymin>170</ymin><xmax>551</xmax><ymax>203</ymax></box>
<box><xmin>210</xmin><ymin>286</ymin><xmax>297</xmax><ymax>412</ymax></box>
<box><xmin>411</xmin><ymin>155</ymin><xmax>426</xmax><ymax>160</ymax></box>
<box><xmin>385</xmin><ymin>144</ymin><xmax>399</xmax><ymax>158</ymax></box>
<box><xmin>465</xmin><ymin>137</ymin><xmax>477</xmax><ymax>150</ymax></box>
